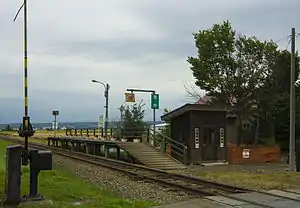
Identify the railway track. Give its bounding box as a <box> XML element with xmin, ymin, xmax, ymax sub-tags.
<box><xmin>4</xmin><ymin>136</ymin><xmax>300</xmax><ymax>207</ymax></box>
<box><xmin>3</xmin><ymin>136</ymin><xmax>250</xmax><ymax>197</ymax></box>
<box><xmin>6</xmin><ymin>136</ymin><xmax>300</xmax><ymax>207</ymax></box>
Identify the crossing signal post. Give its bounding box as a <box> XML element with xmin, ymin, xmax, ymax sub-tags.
<box><xmin>52</xmin><ymin>110</ymin><xmax>59</xmax><ymax>136</ymax></box>
<box><xmin>4</xmin><ymin>0</ymin><xmax>53</xmax><ymax>205</ymax></box>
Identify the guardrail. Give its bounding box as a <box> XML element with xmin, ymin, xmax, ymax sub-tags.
<box><xmin>65</xmin><ymin>128</ymin><xmax>148</xmax><ymax>140</ymax></box>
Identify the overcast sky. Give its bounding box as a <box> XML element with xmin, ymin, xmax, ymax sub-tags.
<box><xmin>1</xmin><ymin>0</ymin><xmax>299</xmax><ymax>124</ymax></box>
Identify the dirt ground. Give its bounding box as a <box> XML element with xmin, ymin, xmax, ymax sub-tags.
<box><xmin>171</xmin><ymin>160</ymin><xmax>300</xmax><ymax>191</ymax></box>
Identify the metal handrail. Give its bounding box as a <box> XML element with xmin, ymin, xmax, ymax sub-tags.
<box><xmin>148</xmin><ymin>128</ymin><xmax>187</xmax><ymax>163</ymax></box>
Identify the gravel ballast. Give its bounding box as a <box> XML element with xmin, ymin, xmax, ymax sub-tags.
<box><xmin>53</xmin><ymin>155</ymin><xmax>195</xmax><ymax>205</ymax></box>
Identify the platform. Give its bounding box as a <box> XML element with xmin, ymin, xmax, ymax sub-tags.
<box><xmin>47</xmin><ymin>137</ymin><xmax>186</xmax><ymax>170</ymax></box>
<box><xmin>154</xmin><ymin>189</ymin><xmax>300</xmax><ymax>207</ymax></box>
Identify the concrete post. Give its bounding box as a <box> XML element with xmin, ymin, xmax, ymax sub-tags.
<box><xmin>4</xmin><ymin>145</ymin><xmax>22</xmax><ymax>205</ymax></box>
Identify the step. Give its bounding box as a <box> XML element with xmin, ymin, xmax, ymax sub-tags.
<box><xmin>117</xmin><ymin>142</ymin><xmax>185</xmax><ymax>169</ymax></box>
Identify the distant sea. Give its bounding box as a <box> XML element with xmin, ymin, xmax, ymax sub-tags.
<box><xmin>0</xmin><ymin>121</ymin><xmax>165</xmax><ymax>130</ymax></box>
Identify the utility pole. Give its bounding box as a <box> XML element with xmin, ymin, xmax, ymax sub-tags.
<box><xmin>289</xmin><ymin>27</ymin><xmax>296</xmax><ymax>172</ymax></box>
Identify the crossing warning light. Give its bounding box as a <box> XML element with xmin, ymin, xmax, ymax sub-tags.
<box><xmin>125</xmin><ymin>93</ymin><xmax>135</xmax><ymax>102</ymax></box>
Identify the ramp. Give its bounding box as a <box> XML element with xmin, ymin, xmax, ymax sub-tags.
<box><xmin>117</xmin><ymin>142</ymin><xmax>186</xmax><ymax>170</ymax></box>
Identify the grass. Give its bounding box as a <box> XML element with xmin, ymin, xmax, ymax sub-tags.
<box><xmin>171</xmin><ymin>164</ymin><xmax>300</xmax><ymax>191</ymax></box>
<box><xmin>198</xmin><ymin>171</ymin><xmax>300</xmax><ymax>190</ymax></box>
<box><xmin>0</xmin><ymin>140</ymin><xmax>156</xmax><ymax>208</ymax></box>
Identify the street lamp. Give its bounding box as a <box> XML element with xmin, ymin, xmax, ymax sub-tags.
<box><xmin>92</xmin><ymin>80</ymin><xmax>110</xmax><ymax>139</ymax></box>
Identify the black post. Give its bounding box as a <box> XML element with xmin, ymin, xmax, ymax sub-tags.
<box><xmin>29</xmin><ymin>170</ymin><xmax>39</xmax><ymax>197</ymax></box>
<box><xmin>4</xmin><ymin>145</ymin><xmax>22</xmax><ymax>205</ymax></box>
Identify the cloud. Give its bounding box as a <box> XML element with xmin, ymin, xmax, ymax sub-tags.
<box><xmin>1</xmin><ymin>0</ymin><xmax>299</xmax><ymax>123</ymax></box>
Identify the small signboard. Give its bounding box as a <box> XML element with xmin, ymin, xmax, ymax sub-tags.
<box><xmin>125</xmin><ymin>93</ymin><xmax>135</xmax><ymax>102</ymax></box>
<box><xmin>242</xmin><ymin>149</ymin><xmax>250</xmax><ymax>159</ymax></box>
<box><xmin>52</xmin><ymin>110</ymin><xmax>59</xmax><ymax>116</ymax></box>
<box><xmin>194</xmin><ymin>127</ymin><xmax>200</xmax><ymax>149</ymax></box>
<box><xmin>151</xmin><ymin>93</ymin><xmax>159</xmax><ymax>109</ymax></box>
<box><xmin>220</xmin><ymin>128</ymin><xmax>224</xmax><ymax>147</ymax></box>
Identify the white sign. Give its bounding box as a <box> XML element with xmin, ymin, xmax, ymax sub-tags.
<box><xmin>220</xmin><ymin>128</ymin><xmax>224</xmax><ymax>147</ymax></box>
<box><xmin>98</xmin><ymin>114</ymin><xmax>104</xmax><ymax>129</ymax></box>
<box><xmin>52</xmin><ymin>121</ymin><xmax>58</xmax><ymax>130</ymax></box>
<box><xmin>195</xmin><ymin>127</ymin><xmax>200</xmax><ymax>149</ymax></box>
<box><xmin>242</xmin><ymin>149</ymin><xmax>250</xmax><ymax>159</ymax></box>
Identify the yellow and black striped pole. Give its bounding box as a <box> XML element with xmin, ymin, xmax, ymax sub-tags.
<box><xmin>24</xmin><ymin>0</ymin><xmax>28</xmax><ymax>117</ymax></box>
<box><xmin>14</xmin><ymin>0</ymin><xmax>34</xmax><ymax>166</ymax></box>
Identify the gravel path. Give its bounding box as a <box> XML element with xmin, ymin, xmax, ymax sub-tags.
<box><xmin>53</xmin><ymin>155</ymin><xmax>195</xmax><ymax>205</ymax></box>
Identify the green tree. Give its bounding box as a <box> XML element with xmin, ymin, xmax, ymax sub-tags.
<box><xmin>187</xmin><ymin>20</ymin><xmax>278</xmax><ymax>144</ymax></box>
<box><xmin>257</xmin><ymin>50</ymin><xmax>300</xmax><ymax>148</ymax></box>
<box><xmin>121</xmin><ymin>101</ymin><xmax>146</xmax><ymax>140</ymax></box>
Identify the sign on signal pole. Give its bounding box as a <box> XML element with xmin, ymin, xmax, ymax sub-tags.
<box><xmin>125</xmin><ymin>93</ymin><xmax>135</xmax><ymax>102</ymax></box>
<box><xmin>52</xmin><ymin>121</ymin><xmax>58</xmax><ymax>130</ymax></box>
<box><xmin>98</xmin><ymin>114</ymin><xmax>104</xmax><ymax>129</ymax></box>
<box><xmin>151</xmin><ymin>93</ymin><xmax>159</xmax><ymax>109</ymax></box>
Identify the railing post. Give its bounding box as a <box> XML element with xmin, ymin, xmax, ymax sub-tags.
<box><xmin>110</xmin><ymin>128</ymin><xmax>113</xmax><ymax>136</ymax></box>
<box><xmin>101</xmin><ymin>128</ymin><xmax>104</xmax><ymax>137</ymax></box>
<box><xmin>147</xmin><ymin>128</ymin><xmax>150</xmax><ymax>144</ymax></box>
<box><xmin>80</xmin><ymin>129</ymin><xmax>83</xmax><ymax>136</ymax></box>
<box><xmin>94</xmin><ymin>129</ymin><xmax>96</xmax><ymax>137</ymax></box>
<box><xmin>75</xmin><ymin>129</ymin><xmax>77</xmax><ymax>136</ymax></box>
<box><xmin>87</xmin><ymin>129</ymin><xmax>89</xmax><ymax>137</ymax></box>
<box><xmin>161</xmin><ymin>137</ymin><xmax>166</xmax><ymax>153</ymax></box>
<box><xmin>66</xmin><ymin>129</ymin><xmax>68</xmax><ymax>136</ymax></box>
<box><xmin>70</xmin><ymin>129</ymin><xmax>73</xmax><ymax>136</ymax></box>
<box><xmin>183</xmin><ymin>146</ymin><xmax>188</xmax><ymax>165</ymax></box>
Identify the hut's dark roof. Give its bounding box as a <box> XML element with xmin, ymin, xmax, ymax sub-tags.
<box><xmin>161</xmin><ymin>104</ymin><xmax>232</xmax><ymax>121</ymax></box>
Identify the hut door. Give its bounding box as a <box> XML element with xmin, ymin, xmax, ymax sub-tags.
<box><xmin>202</xmin><ymin>126</ymin><xmax>217</xmax><ymax>161</ymax></box>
